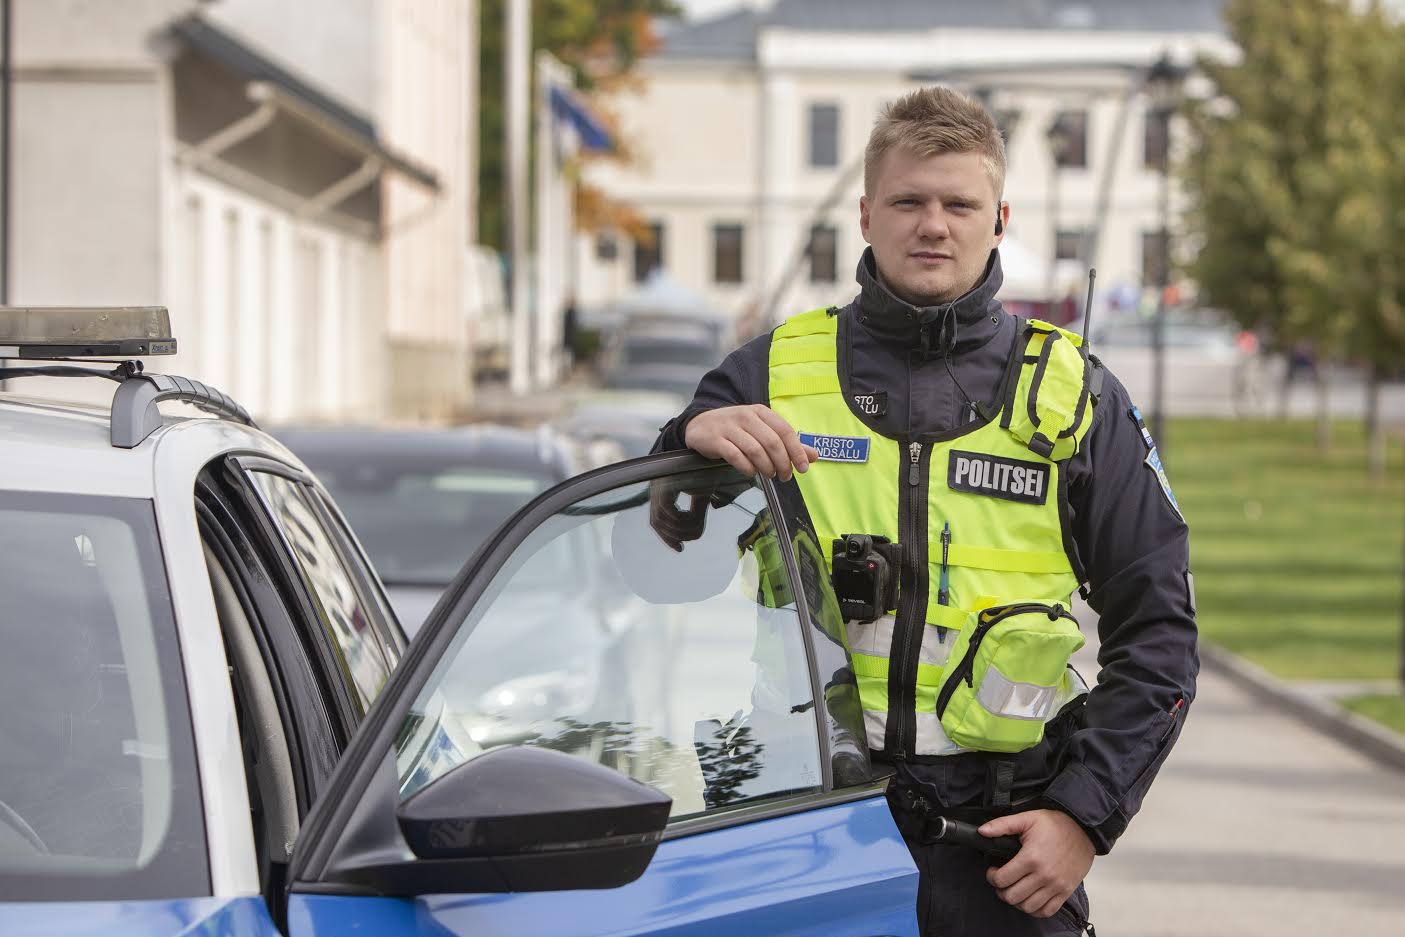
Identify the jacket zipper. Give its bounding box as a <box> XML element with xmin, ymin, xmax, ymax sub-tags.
<box><xmin>933</xmin><ymin>603</ymin><xmax>1075</xmax><ymax>718</ymax></box>
<box><xmin>887</xmin><ymin>438</ymin><xmax>929</xmax><ymax>758</ymax></box>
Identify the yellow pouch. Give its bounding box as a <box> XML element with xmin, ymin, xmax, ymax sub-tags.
<box><xmin>935</xmin><ymin>602</ymin><xmax>1084</xmax><ymax>753</ymax></box>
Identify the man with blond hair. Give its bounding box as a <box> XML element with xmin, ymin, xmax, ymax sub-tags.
<box><xmin>655</xmin><ymin>86</ymin><xmax>1196</xmax><ymax>934</ymax></box>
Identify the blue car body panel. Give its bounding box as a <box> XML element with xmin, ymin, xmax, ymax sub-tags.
<box><xmin>0</xmin><ymin>896</ymin><xmax>279</xmax><ymax>937</ymax></box>
<box><xmin>289</xmin><ymin>794</ymin><xmax>918</xmax><ymax>937</ymax></box>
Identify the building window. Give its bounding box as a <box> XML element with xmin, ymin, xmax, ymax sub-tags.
<box><xmin>809</xmin><ymin>225</ymin><xmax>838</xmax><ymax>283</ymax></box>
<box><xmin>1055</xmin><ymin>229</ymin><xmax>1083</xmax><ymax>262</ymax></box>
<box><xmin>1053</xmin><ymin>110</ymin><xmax>1088</xmax><ymax>168</ymax></box>
<box><xmin>1144</xmin><ymin>108</ymin><xmax>1169</xmax><ymax>171</ymax></box>
<box><xmin>596</xmin><ymin>232</ymin><xmax>618</xmax><ymax>262</ymax></box>
<box><xmin>633</xmin><ymin>222</ymin><xmax>664</xmax><ymax>283</ymax></box>
<box><xmin>713</xmin><ymin>224</ymin><xmax>744</xmax><ymax>284</ymax></box>
<box><xmin>808</xmin><ymin>103</ymin><xmax>840</xmax><ymax>168</ymax></box>
<box><xmin>1142</xmin><ymin>229</ymin><xmax>1169</xmax><ymax>288</ymax></box>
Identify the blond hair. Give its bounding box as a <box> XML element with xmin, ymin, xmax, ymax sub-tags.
<box><xmin>865</xmin><ymin>86</ymin><xmax>1006</xmax><ymax>199</ymax></box>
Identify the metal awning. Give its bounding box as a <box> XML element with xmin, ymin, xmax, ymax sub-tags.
<box><xmin>167</xmin><ymin>15</ymin><xmax>438</xmax><ymax>205</ymax></box>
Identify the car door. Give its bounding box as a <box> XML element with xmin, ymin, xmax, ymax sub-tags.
<box><xmin>281</xmin><ymin>453</ymin><xmax>918</xmax><ymax>937</ymax></box>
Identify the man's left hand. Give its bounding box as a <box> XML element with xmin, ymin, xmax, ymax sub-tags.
<box><xmin>980</xmin><ymin>809</ymin><xmax>1094</xmax><ymax>919</ymax></box>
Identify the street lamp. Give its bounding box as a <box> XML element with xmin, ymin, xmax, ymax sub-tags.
<box><xmin>1145</xmin><ymin>53</ymin><xmax>1187</xmax><ymax>460</ymax></box>
<box><xmin>1045</xmin><ymin>114</ymin><xmax>1072</xmax><ymax>318</ymax></box>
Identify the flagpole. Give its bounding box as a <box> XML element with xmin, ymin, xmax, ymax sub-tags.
<box><xmin>506</xmin><ymin>0</ymin><xmax>532</xmax><ymax>395</ymax></box>
<box><xmin>534</xmin><ymin>51</ymin><xmax>562</xmax><ymax>389</ymax></box>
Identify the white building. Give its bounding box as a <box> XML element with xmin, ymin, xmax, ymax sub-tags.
<box><xmin>10</xmin><ymin>0</ymin><xmax>477</xmax><ymax>423</ymax></box>
<box><xmin>577</xmin><ymin>0</ymin><xmax>1237</xmax><ymax>332</ymax></box>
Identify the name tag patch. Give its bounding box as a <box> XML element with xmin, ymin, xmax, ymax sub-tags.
<box><xmin>948</xmin><ymin>450</ymin><xmax>1050</xmax><ymax>505</ymax></box>
<box><xmin>799</xmin><ymin>432</ymin><xmax>870</xmax><ymax>463</ymax></box>
<box><xmin>852</xmin><ymin>391</ymin><xmax>888</xmax><ymax>417</ymax></box>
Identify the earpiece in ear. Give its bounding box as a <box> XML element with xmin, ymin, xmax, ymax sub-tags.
<box><xmin>995</xmin><ymin>212</ymin><xmax>1004</xmax><ymax>236</ymax></box>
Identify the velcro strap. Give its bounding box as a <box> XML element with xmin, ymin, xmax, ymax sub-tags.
<box><xmin>778</xmin><ymin>313</ymin><xmax>838</xmax><ymax>337</ymax></box>
<box><xmin>770</xmin><ymin>373</ymin><xmax>841</xmax><ymax>398</ymax></box>
<box><xmin>943</xmin><ymin>543</ymin><xmax>1072</xmax><ymax>574</ymax></box>
<box><xmin>770</xmin><ymin>333</ymin><xmax>837</xmax><ymax>366</ymax></box>
<box><xmin>922</xmin><ymin>602</ymin><xmax>971</xmax><ymax>630</ymax></box>
<box><xmin>850</xmin><ymin>653</ymin><xmax>890</xmax><ymax>679</ymax></box>
<box><xmin>985</xmin><ymin>760</ymin><xmax>1016</xmax><ymax>808</ymax></box>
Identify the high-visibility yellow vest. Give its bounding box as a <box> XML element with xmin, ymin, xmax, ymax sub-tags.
<box><xmin>768</xmin><ymin>307</ymin><xmax>1096</xmax><ymax>758</ymax></box>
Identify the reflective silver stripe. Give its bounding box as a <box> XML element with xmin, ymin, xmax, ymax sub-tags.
<box><xmin>866</xmin><ymin>666</ymin><xmax>1089</xmax><ymax>757</ymax></box>
<box><xmin>868</xmin><ymin>709</ymin><xmax>971</xmax><ymax>756</ymax></box>
<box><xmin>864</xmin><ymin>709</ymin><xmax>887</xmax><ymax>750</ymax></box>
<box><xmin>848</xmin><ymin>614</ymin><xmax>956</xmax><ymax>667</ymax></box>
<box><xmin>913</xmin><ymin>712</ymin><xmax>968</xmax><ymax>756</ymax></box>
<box><xmin>1056</xmin><ymin>665</ymin><xmax>1089</xmax><ymax>710</ymax></box>
<box><xmin>976</xmin><ymin>664</ymin><xmax>1058</xmax><ymax>721</ymax></box>
<box><xmin>846</xmin><ymin>615</ymin><xmax>895</xmax><ymax>657</ymax></box>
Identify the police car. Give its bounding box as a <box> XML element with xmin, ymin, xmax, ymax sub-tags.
<box><xmin>0</xmin><ymin>308</ymin><xmax>919</xmax><ymax>935</ymax></box>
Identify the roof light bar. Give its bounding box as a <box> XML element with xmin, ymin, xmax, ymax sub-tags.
<box><xmin>0</xmin><ymin>306</ymin><xmax>177</xmax><ymax>358</ymax></box>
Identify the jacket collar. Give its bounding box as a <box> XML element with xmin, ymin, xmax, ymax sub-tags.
<box><xmin>852</xmin><ymin>246</ymin><xmax>1005</xmax><ymax>357</ymax></box>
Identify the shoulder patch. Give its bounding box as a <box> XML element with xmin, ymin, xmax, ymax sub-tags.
<box><xmin>799</xmin><ymin>432</ymin><xmax>870</xmax><ymax>463</ymax></box>
<box><xmin>1129</xmin><ymin>406</ymin><xmax>1183</xmax><ymax>521</ymax></box>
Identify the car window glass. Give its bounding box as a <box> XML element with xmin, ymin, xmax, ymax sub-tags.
<box><xmin>0</xmin><ymin>493</ymin><xmax>207</xmax><ymax>900</ymax></box>
<box><xmin>393</xmin><ymin>467</ymin><xmax>823</xmax><ymax>821</ymax></box>
<box><xmin>249</xmin><ymin>471</ymin><xmax>394</xmax><ymax>715</ymax></box>
<box><xmin>311</xmin><ymin>465</ymin><xmax>551</xmax><ymax>586</ymax></box>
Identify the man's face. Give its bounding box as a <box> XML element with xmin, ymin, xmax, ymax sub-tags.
<box><xmin>860</xmin><ymin>148</ymin><xmax>1007</xmax><ymax>307</ymax></box>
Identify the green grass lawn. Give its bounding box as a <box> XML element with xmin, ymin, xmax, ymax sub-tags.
<box><xmin>1341</xmin><ymin>694</ymin><xmax>1405</xmax><ymax>734</ymax></box>
<box><xmin>1168</xmin><ymin>417</ymin><xmax>1405</xmax><ymax>681</ymax></box>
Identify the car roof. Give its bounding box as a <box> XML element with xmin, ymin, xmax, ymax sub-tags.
<box><xmin>272</xmin><ymin>423</ymin><xmax>578</xmax><ymax>479</ymax></box>
<box><xmin>0</xmin><ymin>387</ymin><xmax>300</xmax><ymax>498</ymax></box>
<box><xmin>0</xmin><ymin>392</ymin><xmax>163</xmax><ymax>498</ymax></box>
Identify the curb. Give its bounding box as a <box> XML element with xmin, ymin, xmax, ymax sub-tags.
<box><xmin>1199</xmin><ymin>642</ymin><xmax>1405</xmax><ymax>774</ymax></box>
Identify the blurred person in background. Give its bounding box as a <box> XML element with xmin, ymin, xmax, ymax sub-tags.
<box><xmin>562</xmin><ymin>293</ymin><xmax>580</xmax><ymax>372</ymax></box>
<box><xmin>653</xmin><ymin>86</ymin><xmax>1197</xmax><ymax>936</ymax></box>
<box><xmin>1233</xmin><ymin>327</ymin><xmax>1264</xmax><ymax>417</ymax></box>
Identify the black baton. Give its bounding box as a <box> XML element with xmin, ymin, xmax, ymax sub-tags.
<box><xmin>931</xmin><ymin>816</ymin><xmax>1021</xmax><ymax>862</ymax></box>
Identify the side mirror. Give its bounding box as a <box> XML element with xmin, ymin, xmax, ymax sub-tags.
<box><xmin>395</xmin><ymin>745</ymin><xmax>671</xmax><ymax>892</ymax></box>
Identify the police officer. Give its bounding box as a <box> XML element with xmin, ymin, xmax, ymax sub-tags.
<box><xmin>654</xmin><ymin>87</ymin><xmax>1197</xmax><ymax>935</ymax></box>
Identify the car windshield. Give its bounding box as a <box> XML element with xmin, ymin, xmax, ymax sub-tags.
<box><xmin>619</xmin><ymin>336</ymin><xmax>719</xmax><ymax>368</ymax></box>
<box><xmin>0</xmin><ymin>493</ymin><xmax>208</xmax><ymax>900</ymax></box>
<box><xmin>308</xmin><ymin>461</ymin><xmax>557</xmax><ymax>586</ymax></box>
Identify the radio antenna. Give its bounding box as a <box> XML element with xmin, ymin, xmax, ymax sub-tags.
<box><xmin>1080</xmin><ymin>267</ymin><xmax>1097</xmax><ymax>359</ymax></box>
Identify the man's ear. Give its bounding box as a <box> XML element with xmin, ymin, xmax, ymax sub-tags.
<box><xmin>859</xmin><ymin>195</ymin><xmax>871</xmax><ymax>243</ymax></box>
<box><xmin>994</xmin><ymin>200</ymin><xmax>1009</xmax><ymax>246</ymax></box>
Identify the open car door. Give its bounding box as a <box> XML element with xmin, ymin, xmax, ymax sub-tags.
<box><xmin>284</xmin><ymin>452</ymin><xmax>918</xmax><ymax>936</ymax></box>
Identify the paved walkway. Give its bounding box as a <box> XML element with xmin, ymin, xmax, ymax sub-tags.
<box><xmin>1075</xmin><ymin>619</ymin><xmax>1405</xmax><ymax>936</ymax></box>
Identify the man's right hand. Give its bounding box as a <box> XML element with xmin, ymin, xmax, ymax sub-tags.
<box><xmin>684</xmin><ymin>405</ymin><xmax>819</xmax><ymax>481</ymax></box>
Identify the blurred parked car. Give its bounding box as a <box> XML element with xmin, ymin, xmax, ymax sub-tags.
<box><xmin>599</xmin><ymin>314</ymin><xmax>723</xmax><ymax>399</ymax></box>
<box><xmin>555</xmin><ymin>388</ymin><xmax>688</xmax><ymax>461</ymax></box>
<box><xmin>1088</xmin><ymin>311</ymin><xmax>1245</xmax><ymax>417</ymax></box>
<box><xmin>274</xmin><ymin>424</ymin><xmax>582</xmax><ymax>632</ymax></box>
<box><xmin>602</xmin><ymin>363</ymin><xmax>708</xmax><ymax>399</ymax></box>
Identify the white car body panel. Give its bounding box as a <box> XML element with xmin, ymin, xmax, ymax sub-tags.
<box><xmin>1</xmin><ymin>388</ymin><xmax>321</xmax><ymax>899</ymax></box>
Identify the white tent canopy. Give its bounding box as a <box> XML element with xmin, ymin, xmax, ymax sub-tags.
<box><xmin>994</xmin><ymin>236</ymin><xmax>1053</xmax><ymax>302</ymax></box>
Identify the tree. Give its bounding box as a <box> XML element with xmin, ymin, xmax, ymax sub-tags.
<box><xmin>476</xmin><ymin>0</ymin><xmax>679</xmax><ymax>252</ymax></box>
<box><xmin>1182</xmin><ymin>0</ymin><xmax>1404</xmax><ymax>454</ymax></box>
<box><xmin>1322</xmin><ymin>4</ymin><xmax>1405</xmax><ymax>477</ymax></box>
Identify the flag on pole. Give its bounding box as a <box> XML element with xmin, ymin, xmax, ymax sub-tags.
<box><xmin>548</xmin><ymin>84</ymin><xmax>613</xmax><ymax>153</ymax></box>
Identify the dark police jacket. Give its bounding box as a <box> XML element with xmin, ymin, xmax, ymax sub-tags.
<box><xmin>655</xmin><ymin>247</ymin><xmax>1199</xmax><ymax>854</ymax></box>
